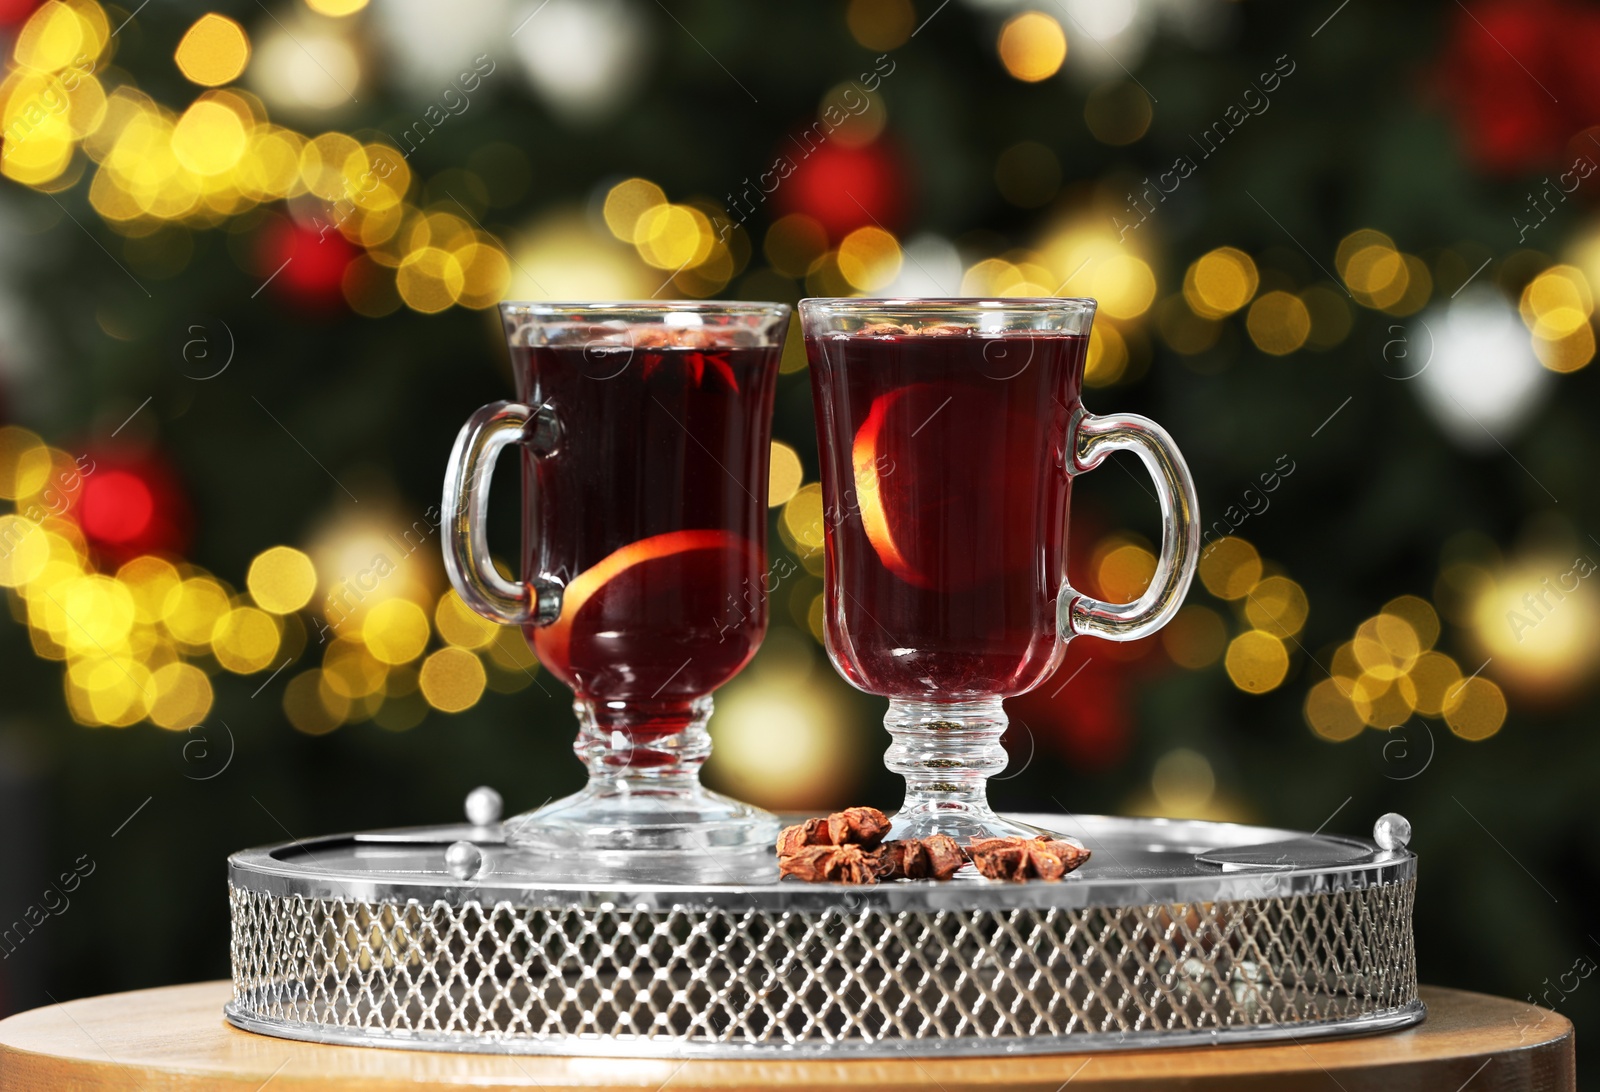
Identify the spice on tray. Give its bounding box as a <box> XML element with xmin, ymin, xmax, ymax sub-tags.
<box><xmin>778</xmin><ymin>844</ymin><xmax>878</xmax><ymax>884</ymax></box>
<box><xmin>776</xmin><ymin>809</ymin><xmax>1088</xmax><ymax>884</ymax></box>
<box><xmin>871</xmin><ymin>833</ymin><xmax>966</xmax><ymax>881</ymax></box>
<box><xmin>967</xmin><ymin>836</ymin><xmax>1091</xmax><ymax>882</ymax></box>
<box><xmin>827</xmin><ymin>806</ymin><xmax>891</xmax><ymax>848</ymax></box>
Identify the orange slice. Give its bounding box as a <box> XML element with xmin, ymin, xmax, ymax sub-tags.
<box><xmin>850</xmin><ymin>383</ymin><xmax>1045</xmax><ymax>592</ymax></box>
<box><xmin>853</xmin><ymin>387</ymin><xmax>931</xmax><ymax>588</ymax></box>
<box><xmin>535</xmin><ymin>530</ymin><xmax>759</xmax><ymax>680</ymax></box>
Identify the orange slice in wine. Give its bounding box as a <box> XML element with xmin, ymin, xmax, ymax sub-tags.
<box><xmin>851</xmin><ymin>383</ymin><xmax>1043</xmax><ymax>591</ymax></box>
<box><xmin>536</xmin><ymin>530</ymin><xmax>759</xmax><ymax>680</ymax></box>
<box><xmin>853</xmin><ymin>387</ymin><xmax>931</xmax><ymax>588</ymax></box>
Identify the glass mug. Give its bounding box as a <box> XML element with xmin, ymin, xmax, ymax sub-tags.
<box><xmin>443</xmin><ymin>302</ymin><xmax>789</xmax><ymax>874</ymax></box>
<box><xmin>802</xmin><ymin>297</ymin><xmax>1199</xmax><ymax>842</ymax></box>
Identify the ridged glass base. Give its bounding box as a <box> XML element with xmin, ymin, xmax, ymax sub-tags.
<box><xmin>501</xmin><ymin>696</ymin><xmax>778</xmax><ymax>883</ymax></box>
<box><xmin>883</xmin><ymin>697</ymin><xmax>1052</xmax><ymax>843</ymax></box>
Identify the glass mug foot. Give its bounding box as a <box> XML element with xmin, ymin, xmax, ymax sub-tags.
<box><xmin>883</xmin><ymin>698</ymin><xmax>1053</xmax><ymax>844</ymax></box>
<box><xmin>498</xmin><ymin>697</ymin><xmax>780</xmax><ymax>883</ymax></box>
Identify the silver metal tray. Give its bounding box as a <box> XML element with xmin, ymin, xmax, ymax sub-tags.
<box><xmin>226</xmin><ymin>813</ymin><xmax>1421</xmax><ymax>1057</ymax></box>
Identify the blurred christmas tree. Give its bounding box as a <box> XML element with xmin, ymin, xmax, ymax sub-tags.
<box><xmin>1</xmin><ymin>0</ymin><xmax>1597</xmax><ymax>1076</ymax></box>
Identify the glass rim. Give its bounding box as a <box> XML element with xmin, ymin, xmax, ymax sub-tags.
<box><xmin>799</xmin><ymin>296</ymin><xmax>1096</xmax><ymax>315</ymax></box>
<box><xmin>499</xmin><ymin>300</ymin><xmax>790</xmax><ymax>317</ymax></box>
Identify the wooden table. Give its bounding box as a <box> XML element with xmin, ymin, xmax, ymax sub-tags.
<box><xmin>0</xmin><ymin>982</ymin><xmax>1574</xmax><ymax>1091</ymax></box>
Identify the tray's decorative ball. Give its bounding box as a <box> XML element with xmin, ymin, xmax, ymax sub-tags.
<box><xmin>1373</xmin><ymin>812</ymin><xmax>1411</xmax><ymax>851</ymax></box>
<box><xmin>465</xmin><ymin>786</ymin><xmax>503</xmax><ymax>826</ymax></box>
<box><xmin>445</xmin><ymin>840</ymin><xmax>484</xmax><ymax>880</ymax></box>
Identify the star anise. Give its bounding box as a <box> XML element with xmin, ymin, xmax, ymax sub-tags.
<box><xmin>967</xmin><ymin>836</ymin><xmax>1091</xmax><ymax>882</ymax></box>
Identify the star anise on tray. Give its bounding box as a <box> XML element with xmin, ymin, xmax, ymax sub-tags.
<box><xmin>777</xmin><ymin>807</ymin><xmax>965</xmax><ymax>885</ymax></box>
<box><xmin>966</xmin><ymin>836</ymin><xmax>1091</xmax><ymax>882</ymax></box>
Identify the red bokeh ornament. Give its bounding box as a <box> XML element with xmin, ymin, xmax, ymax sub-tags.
<box><xmin>75</xmin><ymin>452</ymin><xmax>191</xmax><ymax>561</ymax></box>
<box><xmin>1436</xmin><ymin>0</ymin><xmax>1600</xmax><ymax>174</ymax></box>
<box><xmin>255</xmin><ymin>217</ymin><xmax>356</xmax><ymax>309</ymax></box>
<box><xmin>775</xmin><ymin>140</ymin><xmax>908</xmax><ymax>240</ymax></box>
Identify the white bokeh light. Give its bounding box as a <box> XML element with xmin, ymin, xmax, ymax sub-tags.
<box><xmin>1411</xmin><ymin>288</ymin><xmax>1550</xmax><ymax>450</ymax></box>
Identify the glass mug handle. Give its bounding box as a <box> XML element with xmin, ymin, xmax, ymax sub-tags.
<box><xmin>442</xmin><ymin>400</ymin><xmax>564</xmax><ymax>627</ymax></box>
<box><xmin>1060</xmin><ymin>409</ymin><xmax>1200</xmax><ymax>642</ymax></box>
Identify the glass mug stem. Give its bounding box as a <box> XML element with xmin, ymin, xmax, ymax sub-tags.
<box><xmin>884</xmin><ymin>698</ymin><xmax>1048</xmax><ymax>842</ymax></box>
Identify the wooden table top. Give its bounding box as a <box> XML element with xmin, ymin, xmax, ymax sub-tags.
<box><xmin>0</xmin><ymin>982</ymin><xmax>1575</xmax><ymax>1091</ymax></box>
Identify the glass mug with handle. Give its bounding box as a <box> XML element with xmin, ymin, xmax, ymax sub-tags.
<box><xmin>802</xmin><ymin>297</ymin><xmax>1199</xmax><ymax>843</ymax></box>
<box><xmin>443</xmin><ymin>301</ymin><xmax>789</xmax><ymax>876</ymax></box>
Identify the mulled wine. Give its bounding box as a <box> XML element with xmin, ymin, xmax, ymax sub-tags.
<box><xmin>808</xmin><ymin>330</ymin><xmax>1086</xmax><ymax>699</ymax></box>
<box><xmin>512</xmin><ymin>340</ymin><xmax>780</xmax><ymax>741</ymax></box>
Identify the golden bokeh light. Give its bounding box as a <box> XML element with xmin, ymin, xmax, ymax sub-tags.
<box><xmin>634</xmin><ymin>203</ymin><xmax>714</xmax><ymax>270</ymax></box>
<box><xmin>1305</xmin><ymin>677</ymin><xmax>1365</xmax><ymax>742</ymax></box>
<box><xmin>170</xmin><ymin>98</ymin><xmax>250</xmax><ymax>176</ymax></box>
<box><xmin>175</xmin><ymin>14</ymin><xmax>251</xmax><ymax>87</ymax></box>
<box><xmin>395</xmin><ymin>245</ymin><xmax>466</xmax><ymax>313</ymax></box>
<box><xmin>0</xmin><ymin>515</ymin><xmax>49</xmax><ymax>588</ymax></box>
<box><xmin>1408</xmin><ymin>650</ymin><xmax>1463</xmax><ymax>716</ymax></box>
<box><xmin>362</xmin><ymin>598</ymin><xmax>430</xmax><ymax>664</ymax></box>
<box><xmin>781</xmin><ymin>483</ymin><xmax>826</xmax><ymax>555</ymax></box>
<box><xmin>1521</xmin><ymin>265</ymin><xmax>1596</xmax><ymax>372</ymax></box>
<box><xmin>148</xmin><ymin>661</ymin><xmax>214</xmax><ymax>730</ymax></box>
<box><xmin>1225</xmin><ymin>630</ymin><xmax>1289</xmax><ymax>693</ymax></box>
<box><xmin>305</xmin><ymin>0</ymin><xmax>370</xmax><ymax>15</ymax></box>
<box><xmin>1243</xmin><ymin>576</ymin><xmax>1308</xmax><ymax>637</ymax></box>
<box><xmin>1198</xmin><ymin>537</ymin><xmax>1262</xmax><ymax>600</ymax></box>
<box><xmin>1096</xmin><ymin>542</ymin><xmax>1156</xmax><ymax>603</ymax></box>
<box><xmin>1092</xmin><ymin>255</ymin><xmax>1156</xmax><ymax>319</ymax></box>
<box><xmin>837</xmin><ymin>226</ymin><xmax>902</xmax><ymax>291</ymax></box>
<box><xmin>1084</xmin><ymin>321</ymin><xmax>1128</xmax><ymax>387</ymax></box>
<box><xmin>1443</xmin><ymin>676</ymin><xmax>1507</xmax><ymax>740</ymax></box>
<box><xmin>162</xmin><ymin>576</ymin><xmax>231</xmax><ymax>648</ymax></box>
<box><xmin>247</xmin><ymin>545</ymin><xmax>317</xmax><ymax>613</ymax></box>
<box><xmin>1382</xmin><ymin>594</ymin><xmax>1439</xmax><ymax>650</ymax></box>
<box><xmin>602</xmin><ymin>178</ymin><xmax>666</xmax><ymax>243</ymax></box>
<box><xmin>768</xmin><ymin>441</ymin><xmax>803</xmax><ymax>508</ymax></box>
<box><xmin>0</xmin><ymin>426</ymin><xmax>47</xmax><ymax>500</ymax></box>
<box><xmin>283</xmin><ymin>669</ymin><xmax>344</xmax><ymax>735</ymax></box>
<box><xmin>846</xmin><ymin>0</ymin><xmax>914</xmax><ymax>51</ymax></box>
<box><xmin>1161</xmin><ymin>605</ymin><xmax>1227</xmax><ymax>669</ymax></box>
<box><xmin>998</xmin><ymin>12</ymin><xmax>1067</xmax><ymax>83</ymax></box>
<box><xmin>1246</xmin><ymin>290</ymin><xmax>1311</xmax><ymax>355</ymax></box>
<box><xmin>211</xmin><ymin>606</ymin><xmax>280</xmax><ymax>673</ymax></box>
<box><xmin>419</xmin><ymin>646</ymin><xmax>486</xmax><ymax>712</ymax></box>
<box><xmin>321</xmin><ymin>637</ymin><xmax>387</xmax><ymax>699</ymax></box>
<box><xmin>435</xmin><ymin>589</ymin><xmax>498</xmax><ymax>650</ymax></box>
<box><xmin>1185</xmin><ymin>247</ymin><xmax>1258</xmax><ymax>318</ymax></box>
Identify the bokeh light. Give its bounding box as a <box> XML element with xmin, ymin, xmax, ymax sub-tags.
<box><xmin>174</xmin><ymin>14</ymin><xmax>250</xmax><ymax>87</ymax></box>
<box><xmin>998</xmin><ymin>12</ymin><xmax>1067</xmax><ymax>83</ymax></box>
<box><xmin>1198</xmin><ymin>537</ymin><xmax>1262</xmax><ymax>600</ymax></box>
<box><xmin>419</xmin><ymin>646</ymin><xmax>486</xmax><ymax>712</ymax></box>
<box><xmin>768</xmin><ymin>442</ymin><xmax>803</xmax><ymax>508</ymax></box>
<box><xmin>247</xmin><ymin>545</ymin><xmax>317</xmax><ymax>613</ymax></box>
<box><xmin>1185</xmin><ymin>247</ymin><xmax>1258</xmax><ymax>318</ymax></box>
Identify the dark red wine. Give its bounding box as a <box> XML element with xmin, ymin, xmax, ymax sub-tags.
<box><xmin>807</xmin><ymin>331</ymin><xmax>1086</xmax><ymax>699</ymax></box>
<box><xmin>511</xmin><ymin>340</ymin><xmax>780</xmax><ymax>738</ymax></box>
